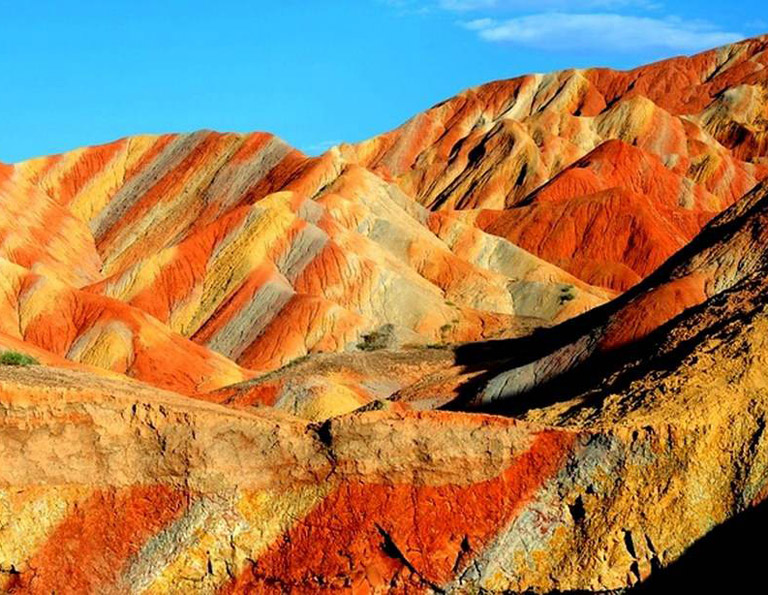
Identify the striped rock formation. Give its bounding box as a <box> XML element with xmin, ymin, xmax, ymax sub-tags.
<box><xmin>0</xmin><ymin>257</ymin><xmax>251</xmax><ymax>395</ymax></box>
<box><xmin>343</xmin><ymin>35</ymin><xmax>768</xmax><ymax>290</ymax></box>
<box><xmin>1</xmin><ymin>35</ymin><xmax>768</xmax><ymax>594</ymax></box>
<box><xmin>221</xmin><ymin>180</ymin><xmax>768</xmax><ymax>420</ymax></box>
<box><xmin>0</xmin><ymin>163</ymin><xmax>102</xmax><ymax>287</ymax></box>
<box><xmin>3</xmin><ymin>255</ymin><xmax>768</xmax><ymax>592</ymax></box>
<box><xmin>7</xmin><ymin>131</ymin><xmax>608</xmax><ymax>383</ymax></box>
<box><xmin>391</xmin><ymin>179</ymin><xmax>768</xmax><ymax>412</ymax></box>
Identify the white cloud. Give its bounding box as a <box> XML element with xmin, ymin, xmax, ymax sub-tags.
<box><xmin>463</xmin><ymin>17</ymin><xmax>495</xmax><ymax>29</ymax></box>
<box><xmin>464</xmin><ymin>13</ymin><xmax>744</xmax><ymax>51</ymax></box>
<box><xmin>439</xmin><ymin>0</ymin><xmax>661</xmax><ymax>11</ymax></box>
<box><xmin>302</xmin><ymin>140</ymin><xmax>342</xmax><ymax>155</ymax></box>
<box><xmin>438</xmin><ymin>0</ymin><xmax>496</xmax><ymax>10</ymax></box>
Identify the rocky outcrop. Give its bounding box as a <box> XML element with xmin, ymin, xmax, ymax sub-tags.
<box><xmin>5</xmin><ymin>282</ymin><xmax>768</xmax><ymax>593</ymax></box>
<box><xmin>2</xmin><ymin>35</ymin><xmax>768</xmax><ymax>594</ymax></box>
<box><xmin>342</xmin><ymin>35</ymin><xmax>768</xmax><ymax>290</ymax></box>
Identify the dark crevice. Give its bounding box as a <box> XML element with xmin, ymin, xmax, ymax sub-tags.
<box><xmin>309</xmin><ymin>419</ymin><xmax>338</xmax><ymax>480</ymax></box>
<box><xmin>452</xmin><ymin>535</ymin><xmax>472</xmax><ymax>574</ymax></box>
<box><xmin>514</xmin><ymin>162</ymin><xmax>528</xmax><ymax>188</ymax></box>
<box><xmin>467</xmin><ymin>142</ymin><xmax>487</xmax><ymax>165</ymax></box>
<box><xmin>312</xmin><ymin>419</ymin><xmax>333</xmax><ymax>448</ymax></box>
<box><xmin>644</xmin><ymin>534</ymin><xmax>662</xmax><ymax>574</ymax></box>
<box><xmin>375</xmin><ymin>524</ymin><xmax>446</xmax><ymax>593</ymax></box>
<box><xmin>569</xmin><ymin>495</ymin><xmax>586</xmax><ymax>523</ymax></box>
<box><xmin>448</xmin><ymin>137</ymin><xmax>466</xmax><ymax>163</ymax></box>
<box><xmin>623</xmin><ymin>529</ymin><xmax>637</xmax><ymax>559</ymax></box>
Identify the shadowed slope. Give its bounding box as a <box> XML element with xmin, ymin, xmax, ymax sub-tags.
<box><xmin>631</xmin><ymin>498</ymin><xmax>768</xmax><ymax>593</ymax></box>
<box><xmin>244</xmin><ymin>177</ymin><xmax>768</xmax><ymax>418</ymax></box>
<box><xmin>436</xmin><ymin>179</ymin><xmax>768</xmax><ymax>412</ymax></box>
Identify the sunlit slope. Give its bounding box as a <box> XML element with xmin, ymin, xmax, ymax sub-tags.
<box><xmin>343</xmin><ymin>35</ymin><xmax>768</xmax><ymax>290</ymax></box>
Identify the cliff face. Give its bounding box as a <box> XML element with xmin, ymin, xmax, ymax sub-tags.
<box><xmin>4</xmin><ymin>279</ymin><xmax>768</xmax><ymax>593</ymax></box>
<box><xmin>1</xmin><ymin>35</ymin><xmax>768</xmax><ymax>594</ymax></box>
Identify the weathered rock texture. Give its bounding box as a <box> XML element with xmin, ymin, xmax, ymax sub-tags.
<box><xmin>8</xmin><ymin>133</ymin><xmax>608</xmax><ymax>382</ymax></box>
<box><xmin>343</xmin><ymin>35</ymin><xmax>768</xmax><ymax>290</ymax></box>
<box><xmin>1</xmin><ymin>35</ymin><xmax>768</xmax><ymax>594</ymax></box>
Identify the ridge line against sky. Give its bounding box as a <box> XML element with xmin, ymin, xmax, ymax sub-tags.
<box><xmin>0</xmin><ymin>0</ymin><xmax>764</xmax><ymax>163</ymax></box>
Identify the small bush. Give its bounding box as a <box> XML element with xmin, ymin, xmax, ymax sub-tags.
<box><xmin>0</xmin><ymin>351</ymin><xmax>39</xmax><ymax>366</ymax></box>
<box><xmin>357</xmin><ymin>324</ymin><xmax>396</xmax><ymax>352</ymax></box>
<box><xmin>558</xmin><ymin>285</ymin><xmax>576</xmax><ymax>304</ymax></box>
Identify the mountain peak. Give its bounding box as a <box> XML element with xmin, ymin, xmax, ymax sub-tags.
<box><xmin>2</xmin><ymin>36</ymin><xmax>768</xmax><ymax>593</ymax></box>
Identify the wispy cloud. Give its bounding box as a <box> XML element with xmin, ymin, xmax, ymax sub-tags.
<box><xmin>383</xmin><ymin>0</ymin><xmax>661</xmax><ymax>15</ymax></box>
<box><xmin>439</xmin><ymin>0</ymin><xmax>660</xmax><ymax>11</ymax></box>
<box><xmin>302</xmin><ymin>139</ymin><xmax>342</xmax><ymax>155</ymax></box>
<box><xmin>463</xmin><ymin>13</ymin><xmax>743</xmax><ymax>51</ymax></box>
<box><xmin>382</xmin><ymin>1</ymin><xmax>747</xmax><ymax>54</ymax></box>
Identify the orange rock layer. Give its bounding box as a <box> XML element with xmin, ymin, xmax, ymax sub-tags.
<box><xmin>343</xmin><ymin>36</ymin><xmax>768</xmax><ymax>290</ymax></box>
<box><xmin>1</xmin><ymin>35</ymin><xmax>768</xmax><ymax>595</ymax></box>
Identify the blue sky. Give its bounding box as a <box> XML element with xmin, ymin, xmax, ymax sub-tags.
<box><xmin>0</xmin><ymin>0</ymin><xmax>764</xmax><ymax>162</ymax></box>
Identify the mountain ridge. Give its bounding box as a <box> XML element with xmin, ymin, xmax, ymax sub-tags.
<box><xmin>1</xmin><ymin>34</ymin><xmax>768</xmax><ymax>593</ymax></box>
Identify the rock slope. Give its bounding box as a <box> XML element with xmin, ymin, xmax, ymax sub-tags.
<box><xmin>1</xmin><ymin>35</ymin><xmax>768</xmax><ymax>594</ymax></box>
<box><xmin>4</xmin><ymin>264</ymin><xmax>768</xmax><ymax>592</ymax></box>
<box><xmin>7</xmin><ymin>134</ymin><xmax>607</xmax><ymax>381</ymax></box>
<box><xmin>343</xmin><ymin>35</ymin><xmax>768</xmax><ymax>290</ymax></box>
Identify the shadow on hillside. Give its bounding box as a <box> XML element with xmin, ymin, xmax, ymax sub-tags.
<box><xmin>630</xmin><ymin>498</ymin><xmax>768</xmax><ymax>593</ymax></box>
<box><xmin>441</xmin><ymin>308</ymin><xmax>605</xmax><ymax>411</ymax></box>
<box><xmin>443</xmin><ymin>273</ymin><xmax>765</xmax><ymax>421</ymax></box>
<box><xmin>440</xmin><ymin>182</ymin><xmax>768</xmax><ymax>417</ymax></box>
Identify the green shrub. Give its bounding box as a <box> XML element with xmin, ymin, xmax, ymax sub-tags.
<box><xmin>558</xmin><ymin>285</ymin><xmax>576</xmax><ymax>304</ymax></box>
<box><xmin>357</xmin><ymin>324</ymin><xmax>396</xmax><ymax>352</ymax></box>
<box><xmin>0</xmin><ymin>351</ymin><xmax>39</xmax><ymax>366</ymax></box>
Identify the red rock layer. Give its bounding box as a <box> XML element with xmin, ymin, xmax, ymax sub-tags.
<box><xmin>343</xmin><ymin>36</ymin><xmax>768</xmax><ymax>290</ymax></box>
<box><xmin>224</xmin><ymin>430</ymin><xmax>574</xmax><ymax>593</ymax></box>
<box><xmin>10</xmin><ymin>131</ymin><xmax>606</xmax><ymax>380</ymax></box>
<box><xmin>0</xmin><ymin>258</ymin><xmax>250</xmax><ymax>394</ymax></box>
<box><xmin>465</xmin><ymin>141</ymin><xmax>720</xmax><ymax>290</ymax></box>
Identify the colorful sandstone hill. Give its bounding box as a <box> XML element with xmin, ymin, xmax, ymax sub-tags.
<box><xmin>0</xmin><ymin>34</ymin><xmax>767</xmax><ymax>593</ymax></box>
